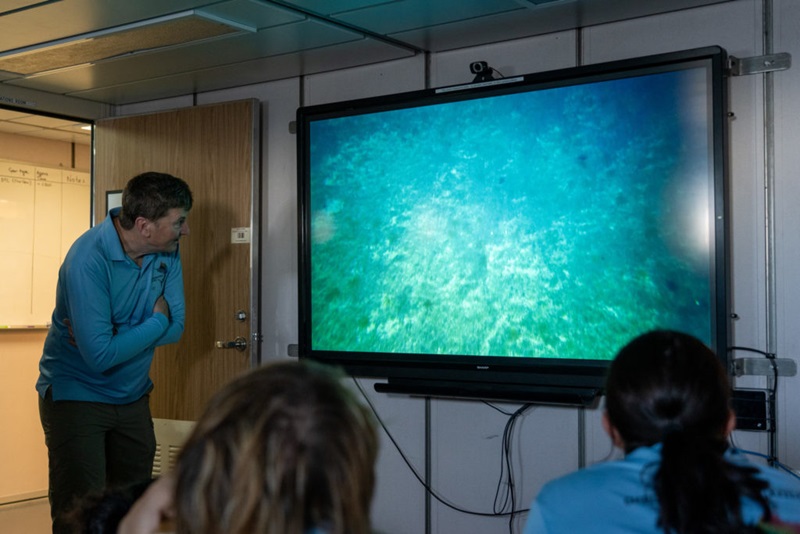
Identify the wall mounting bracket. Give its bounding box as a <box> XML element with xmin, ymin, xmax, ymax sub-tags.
<box><xmin>728</xmin><ymin>53</ymin><xmax>791</xmax><ymax>76</ymax></box>
<box><xmin>732</xmin><ymin>357</ymin><xmax>797</xmax><ymax>377</ymax></box>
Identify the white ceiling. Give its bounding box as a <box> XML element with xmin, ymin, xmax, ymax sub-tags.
<box><xmin>0</xmin><ymin>0</ymin><xmax>732</xmax><ymax>144</ymax></box>
<box><xmin>0</xmin><ymin>106</ymin><xmax>91</xmax><ymax>145</ymax></box>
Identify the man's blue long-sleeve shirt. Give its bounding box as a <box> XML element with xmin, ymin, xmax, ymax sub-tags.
<box><xmin>36</xmin><ymin>208</ymin><xmax>185</xmax><ymax>404</ymax></box>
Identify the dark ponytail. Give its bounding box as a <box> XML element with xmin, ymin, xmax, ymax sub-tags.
<box><xmin>605</xmin><ymin>330</ymin><xmax>772</xmax><ymax>533</ymax></box>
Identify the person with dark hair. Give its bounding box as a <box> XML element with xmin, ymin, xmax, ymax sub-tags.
<box><xmin>65</xmin><ymin>479</ymin><xmax>154</xmax><ymax>534</ymax></box>
<box><xmin>117</xmin><ymin>360</ymin><xmax>379</xmax><ymax>534</ymax></box>
<box><xmin>36</xmin><ymin>171</ymin><xmax>193</xmax><ymax>534</ymax></box>
<box><xmin>523</xmin><ymin>329</ymin><xmax>800</xmax><ymax>534</ymax></box>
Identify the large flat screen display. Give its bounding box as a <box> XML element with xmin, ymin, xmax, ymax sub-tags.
<box><xmin>297</xmin><ymin>46</ymin><xmax>729</xmax><ymax>405</ymax></box>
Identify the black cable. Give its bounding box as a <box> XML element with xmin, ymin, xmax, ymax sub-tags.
<box><xmin>766</xmin><ymin>354</ymin><xmax>779</xmax><ymax>466</ymax></box>
<box><xmin>482</xmin><ymin>400</ymin><xmax>516</xmax><ymax>417</ymax></box>
<box><xmin>728</xmin><ymin>345</ymin><xmax>773</xmax><ymax>357</ymax></box>
<box><xmin>767</xmin><ymin>352</ymin><xmax>779</xmax><ymax>398</ymax></box>
<box><xmin>494</xmin><ymin>404</ymin><xmax>533</xmax><ymax>534</ymax></box>
<box><xmin>353</xmin><ymin>378</ymin><xmax>532</xmax><ymax>522</ymax></box>
<box><xmin>494</xmin><ymin>414</ymin><xmax>514</xmax><ymax>515</ymax></box>
<box><xmin>485</xmin><ymin>400</ymin><xmax>537</xmax><ymax>533</ymax></box>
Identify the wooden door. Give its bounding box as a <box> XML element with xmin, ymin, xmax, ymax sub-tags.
<box><xmin>93</xmin><ymin>100</ymin><xmax>260</xmax><ymax>420</ymax></box>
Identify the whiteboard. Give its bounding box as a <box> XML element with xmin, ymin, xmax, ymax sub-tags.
<box><xmin>0</xmin><ymin>160</ymin><xmax>90</xmax><ymax>328</ymax></box>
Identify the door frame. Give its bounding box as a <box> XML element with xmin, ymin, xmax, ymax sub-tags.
<box><xmin>247</xmin><ymin>101</ymin><xmax>262</xmax><ymax>367</ymax></box>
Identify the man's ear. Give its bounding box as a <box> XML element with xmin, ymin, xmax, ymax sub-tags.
<box><xmin>134</xmin><ymin>216</ymin><xmax>151</xmax><ymax>237</ymax></box>
<box><xmin>602</xmin><ymin>411</ymin><xmax>625</xmax><ymax>449</ymax></box>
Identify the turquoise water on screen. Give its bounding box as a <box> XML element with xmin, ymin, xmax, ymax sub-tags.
<box><xmin>309</xmin><ymin>68</ymin><xmax>714</xmax><ymax>361</ymax></box>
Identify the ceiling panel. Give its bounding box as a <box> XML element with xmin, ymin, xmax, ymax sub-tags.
<box><xmin>282</xmin><ymin>0</ymin><xmax>404</xmax><ymax>12</ymax></box>
<box><xmin>0</xmin><ymin>108</ymin><xmax>29</xmax><ymax>120</ymax></box>
<box><xmin>0</xmin><ymin>110</ymin><xmax>91</xmax><ymax>145</ymax></box>
<box><xmin>0</xmin><ymin>0</ymin><xmax>215</xmax><ymax>52</ymax></box>
<box><xmin>326</xmin><ymin>0</ymin><xmax>524</xmax><ymax>36</ymax></box>
<box><xmin>1</xmin><ymin>0</ymin><xmax>46</xmax><ymax>16</ymax></box>
<box><xmin>7</xmin><ymin>19</ymin><xmax>376</xmax><ymax>95</ymax></box>
<box><xmin>0</xmin><ymin>14</ymin><xmax>252</xmax><ymax>76</ymax></box>
<box><xmin>389</xmin><ymin>8</ymin><xmax>580</xmax><ymax>52</ymax></box>
<box><xmin>198</xmin><ymin>1</ymin><xmax>306</xmax><ymax>29</ymax></box>
<box><xmin>0</xmin><ymin>0</ymin><xmax>734</xmax><ymax>108</ymax></box>
<box><xmin>0</xmin><ymin>119</ymin><xmax>43</xmax><ymax>134</ymax></box>
<box><xmin>69</xmin><ymin>38</ymin><xmax>416</xmax><ymax>104</ymax></box>
<box><xmin>353</xmin><ymin>0</ymin><xmax>733</xmax><ymax>52</ymax></box>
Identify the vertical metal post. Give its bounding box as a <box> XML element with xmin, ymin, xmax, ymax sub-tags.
<box><xmin>425</xmin><ymin>398</ymin><xmax>432</xmax><ymax>534</ymax></box>
<box><xmin>423</xmin><ymin>55</ymin><xmax>433</xmax><ymax>534</ymax></box>
<box><xmin>575</xmin><ymin>27</ymin><xmax>588</xmax><ymax>472</ymax></box>
<box><xmin>578</xmin><ymin>407</ymin><xmax>586</xmax><ymax>469</ymax></box>
<box><xmin>762</xmin><ymin>0</ymin><xmax>778</xmax><ymax>464</ymax></box>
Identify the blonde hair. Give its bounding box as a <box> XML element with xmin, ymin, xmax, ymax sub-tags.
<box><xmin>173</xmin><ymin>360</ymin><xmax>378</xmax><ymax>534</ymax></box>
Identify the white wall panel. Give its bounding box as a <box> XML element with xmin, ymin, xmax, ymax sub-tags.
<box><xmin>116</xmin><ymin>95</ymin><xmax>195</xmax><ymax>117</ymax></box>
<box><xmin>355</xmin><ymin>379</ymin><xmax>428</xmax><ymax>534</ymax></box>
<box><xmin>303</xmin><ymin>56</ymin><xmax>427</xmax><ymax>106</ymax></box>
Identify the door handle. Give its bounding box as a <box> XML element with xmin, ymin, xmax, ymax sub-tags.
<box><xmin>215</xmin><ymin>337</ymin><xmax>247</xmax><ymax>352</ymax></box>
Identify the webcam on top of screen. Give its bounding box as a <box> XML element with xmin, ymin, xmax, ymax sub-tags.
<box><xmin>469</xmin><ymin>61</ymin><xmax>497</xmax><ymax>82</ymax></box>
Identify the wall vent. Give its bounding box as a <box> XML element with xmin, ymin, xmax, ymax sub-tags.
<box><xmin>151</xmin><ymin>418</ymin><xmax>195</xmax><ymax>477</ymax></box>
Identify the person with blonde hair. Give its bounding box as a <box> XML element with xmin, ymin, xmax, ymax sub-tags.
<box><xmin>524</xmin><ymin>329</ymin><xmax>800</xmax><ymax>533</ymax></box>
<box><xmin>118</xmin><ymin>360</ymin><xmax>378</xmax><ymax>534</ymax></box>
